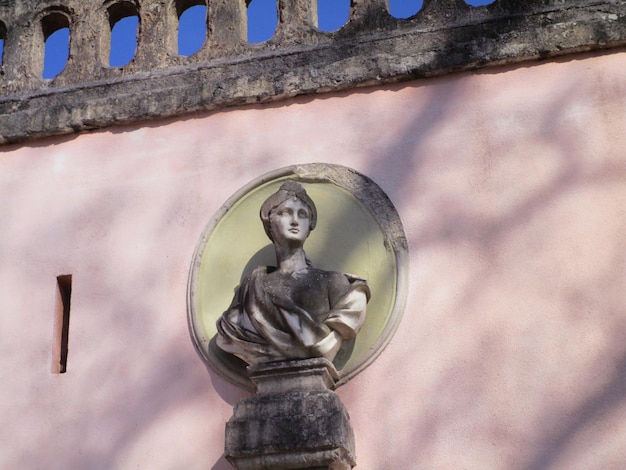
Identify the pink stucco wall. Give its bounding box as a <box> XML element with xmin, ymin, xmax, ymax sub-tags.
<box><xmin>2</xmin><ymin>49</ymin><xmax>626</xmax><ymax>469</ymax></box>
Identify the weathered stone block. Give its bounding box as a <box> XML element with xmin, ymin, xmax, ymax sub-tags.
<box><xmin>225</xmin><ymin>359</ymin><xmax>356</xmax><ymax>470</ymax></box>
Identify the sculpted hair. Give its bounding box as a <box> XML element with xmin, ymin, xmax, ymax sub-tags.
<box><xmin>260</xmin><ymin>180</ymin><xmax>317</xmax><ymax>241</ymax></box>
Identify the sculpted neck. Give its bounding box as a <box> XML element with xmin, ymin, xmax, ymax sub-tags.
<box><xmin>274</xmin><ymin>244</ymin><xmax>308</xmax><ymax>273</ymax></box>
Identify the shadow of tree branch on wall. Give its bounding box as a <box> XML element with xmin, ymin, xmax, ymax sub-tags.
<box><xmin>527</xmin><ymin>353</ymin><xmax>626</xmax><ymax>470</ymax></box>
<box><xmin>340</xmin><ymin>41</ymin><xmax>626</xmax><ymax>467</ymax></box>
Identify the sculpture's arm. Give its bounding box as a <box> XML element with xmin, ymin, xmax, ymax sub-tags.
<box><xmin>324</xmin><ymin>273</ymin><xmax>370</xmax><ymax>340</ymax></box>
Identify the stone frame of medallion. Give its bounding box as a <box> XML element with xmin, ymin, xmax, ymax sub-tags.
<box><xmin>187</xmin><ymin>163</ymin><xmax>408</xmax><ymax>391</ymax></box>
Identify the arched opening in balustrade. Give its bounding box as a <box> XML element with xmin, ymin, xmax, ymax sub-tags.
<box><xmin>389</xmin><ymin>0</ymin><xmax>423</xmax><ymax>19</ymax></box>
<box><xmin>176</xmin><ymin>0</ymin><xmax>207</xmax><ymax>56</ymax></box>
<box><xmin>41</xmin><ymin>12</ymin><xmax>70</xmax><ymax>79</ymax></box>
<box><xmin>246</xmin><ymin>0</ymin><xmax>277</xmax><ymax>44</ymax></box>
<box><xmin>317</xmin><ymin>0</ymin><xmax>349</xmax><ymax>32</ymax></box>
<box><xmin>0</xmin><ymin>21</ymin><xmax>6</xmax><ymax>73</ymax></box>
<box><xmin>107</xmin><ymin>1</ymin><xmax>139</xmax><ymax>67</ymax></box>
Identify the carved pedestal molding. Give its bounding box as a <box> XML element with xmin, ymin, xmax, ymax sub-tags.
<box><xmin>225</xmin><ymin>358</ymin><xmax>356</xmax><ymax>470</ymax></box>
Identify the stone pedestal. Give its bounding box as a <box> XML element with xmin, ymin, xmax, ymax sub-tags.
<box><xmin>225</xmin><ymin>358</ymin><xmax>356</xmax><ymax>470</ymax></box>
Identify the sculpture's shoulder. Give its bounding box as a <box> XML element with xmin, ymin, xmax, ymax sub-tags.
<box><xmin>318</xmin><ymin>269</ymin><xmax>370</xmax><ymax>303</ymax></box>
<box><xmin>241</xmin><ymin>265</ymin><xmax>276</xmax><ymax>286</ymax></box>
<box><xmin>308</xmin><ymin>268</ymin><xmax>345</xmax><ymax>281</ymax></box>
<box><xmin>343</xmin><ymin>272</ymin><xmax>368</xmax><ymax>284</ymax></box>
<box><xmin>228</xmin><ymin>266</ymin><xmax>274</xmax><ymax>301</ymax></box>
<box><xmin>305</xmin><ymin>268</ymin><xmax>348</xmax><ymax>288</ymax></box>
<box><xmin>251</xmin><ymin>265</ymin><xmax>276</xmax><ymax>277</ymax></box>
<box><xmin>343</xmin><ymin>272</ymin><xmax>371</xmax><ymax>301</ymax></box>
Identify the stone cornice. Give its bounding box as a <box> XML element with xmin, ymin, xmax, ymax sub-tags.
<box><xmin>0</xmin><ymin>0</ymin><xmax>625</xmax><ymax>144</ymax></box>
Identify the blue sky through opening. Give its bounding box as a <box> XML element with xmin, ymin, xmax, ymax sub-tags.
<box><xmin>179</xmin><ymin>5</ymin><xmax>207</xmax><ymax>56</ymax></box>
<box><xmin>43</xmin><ymin>28</ymin><xmax>69</xmax><ymax>78</ymax></box>
<box><xmin>110</xmin><ymin>16</ymin><xmax>138</xmax><ymax>67</ymax></box>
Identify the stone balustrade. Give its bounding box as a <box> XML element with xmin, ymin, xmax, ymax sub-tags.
<box><xmin>0</xmin><ymin>0</ymin><xmax>624</xmax><ymax>144</ymax></box>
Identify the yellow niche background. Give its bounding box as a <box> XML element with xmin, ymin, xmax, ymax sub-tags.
<box><xmin>190</xmin><ymin>175</ymin><xmax>400</xmax><ymax>389</ymax></box>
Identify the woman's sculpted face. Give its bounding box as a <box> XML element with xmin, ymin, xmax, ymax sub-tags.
<box><xmin>269</xmin><ymin>197</ymin><xmax>312</xmax><ymax>247</ymax></box>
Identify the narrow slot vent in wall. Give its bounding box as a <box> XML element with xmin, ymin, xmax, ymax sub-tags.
<box><xmin>52</xmin><ymin>275</ymin><xmax>72</xmax><ymax>374</ymax></box>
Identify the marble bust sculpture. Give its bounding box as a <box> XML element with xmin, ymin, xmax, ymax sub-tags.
<box><xmin>216</xmin><ymin>180</ymin><xmax>370</xmax><ymax>365</ymax></box>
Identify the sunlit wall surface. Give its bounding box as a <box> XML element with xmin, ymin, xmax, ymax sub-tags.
<box><xmin>1</xmin><ymin>47</ymin><xmax>626</xmax><ymax>469</ymax></box>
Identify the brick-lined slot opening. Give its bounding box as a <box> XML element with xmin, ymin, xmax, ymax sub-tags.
<box><xmin>52</xmin><ymin>275</ymin><xmax>72</xmax><ymax>374</ymax></box>
<box><xmin>317</xmin><ymin>0</ymin><xmax>349</xmax><ymax>32</ymax></box>
<box><xmin>246</xmin><ymin>0</ymin><xmax>276</xmax><ymax>44</ymax></box>
<box><xmin>108</xmin><ymin>1</ymin><xmax>139</xmax><ymax>67</ymax></box>
<box><xmin>177</xmin><ymin>0</ymin><xmax>206</xmax><ymax>57</ymax></box>
<box><xmin>389</xmin><ymin>0</ymin><xmax>423</xmax><ymax>19</ymax></box>
<box><xmin>42</xmin><ymin>13</ymin><xmax>70</xmax><ymax>79</ymax></box>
